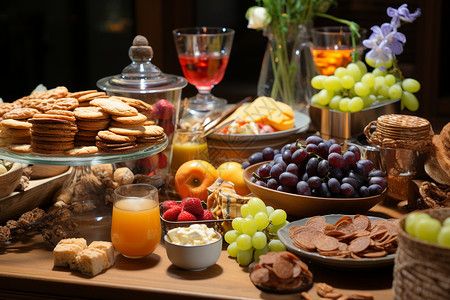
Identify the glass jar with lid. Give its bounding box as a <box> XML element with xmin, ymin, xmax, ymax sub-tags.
<box><xmin>97</xmin><ymin>35</ymin><xmax>187</xmax><ymax>183</ymax></box>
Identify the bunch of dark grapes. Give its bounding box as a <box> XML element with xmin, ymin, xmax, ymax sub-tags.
<box><xmin>244</xmin><ymin>136</ymin><xmax>387</xmax><ymax>198</ymax></box>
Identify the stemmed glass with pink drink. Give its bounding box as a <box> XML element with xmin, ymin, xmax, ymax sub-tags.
<box><xmin>173</xmin><ymin>27</ymin><xmax>234</xmax><ymax>112</ymax></box>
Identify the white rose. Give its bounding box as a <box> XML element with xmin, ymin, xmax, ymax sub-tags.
<box><xmin>246</xmin><ymin>6</ymin><xmax>270</xmax><ymax>30</ymax></box>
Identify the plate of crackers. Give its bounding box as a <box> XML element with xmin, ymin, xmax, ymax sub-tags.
<box><xmin>278</xmin><ymin>214</ymin><xmax>398</xmax><ymax>269</ymax></box>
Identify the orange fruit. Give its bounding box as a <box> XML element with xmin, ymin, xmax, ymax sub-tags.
<box><xmin>174</xmin><ymin>160</ymin><xmax>218</xmax><ymax>201</ymax></box>
<box><xmin>217</xmin><ymin>161</ymin><xmax>251</xmax><ymax>196</ymax></box>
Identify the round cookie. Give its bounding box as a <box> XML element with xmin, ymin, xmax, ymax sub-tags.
<box><xmin>108</xmin><ymin>126</ymin><xmax>145</xmax><ymax>136</ymax></box>
<box><xmin>77</xmin><ymin>92</ymin><xmax>108</xmax><ymax>102</ymax></box>
<box><xmin>76</xmin><ymin>119</ymin><xmax>110</xmax><ymax>131</ymax></box>
<box><xmin>1</xmin><ymin>119</ymin><xmax>32</xmax><ymax>130</ymax></box>
<box><xmin>33</xmin><ymin>113</ymin><xmax>76</xmax><ymax>122</ymax></box>
<box><xmin>111</xmin><ymin>113</ymin><xmax>147</xmax><ymax>125</ymax></box>
<box><xmin>65</xmin><ymin>146</ymin><xmax>99</xmax><ymax>156</ymax></box>
<box><xmin>2</xmin><ymin>108</ymin><xmax>39</xmax><ymax>120</ymax></box>
<box><xmin>90</xmin><ymin>98</ymin><xmax>138</xmax><ymax>117</ymax></box>
<box><xmin>97</xmin><ymin>130</ymin><xmax>136</xmax><ymax>143</ymax></box>
<box><xmin>74</xmin><ymin>106</ymin><xmax>110</xmax><ymax>120</ymax></box>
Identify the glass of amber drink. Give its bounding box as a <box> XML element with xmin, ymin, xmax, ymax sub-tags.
<box><xmin>111</xmin><ymin>184</ymin><xmax>160</xmax><ymax>258</ymax></box>
<box><xmin>311</xmin><ymin>26</ymin><xmax>366</xmax><ymax>75</ymax></box>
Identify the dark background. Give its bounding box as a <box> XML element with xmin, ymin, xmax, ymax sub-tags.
<box><xmin>1</xmin><ymin>0</ymin><xmax>448</xmax><ymax>126</ymax></box>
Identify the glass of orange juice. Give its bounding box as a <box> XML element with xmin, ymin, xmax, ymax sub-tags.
<box><xmin>311</xmin><ymin>26</ymin><xmax>366</xmax><ymax>75</ymax></box>
<box><xmin>170</xmin><ymin>129</ymin><xmax>209</xmax><ymax>173</ymax></box>
<box><xmin>111</xmin><ymin>184</ymin><xmax>161</xmax><ymax>258</ymax></box>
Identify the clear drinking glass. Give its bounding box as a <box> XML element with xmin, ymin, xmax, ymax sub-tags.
<box><xmin>111</xmin><ymin>184</ymin><xmax>160</xmax><ymax>258</ymax></box>
<box><xmin>173</xmin><ymin>27</ymin><xmax>235</xmax><ymax>112</ymax></box>
<box><xmin>311</xmin><ymin>26</ymin><xmax>366</xmax><ymax>75</ymax></box>
<box><xmin>170</xmin><ymin>129</ymin><xmax>209</xmax><ymax>174</ymax></box>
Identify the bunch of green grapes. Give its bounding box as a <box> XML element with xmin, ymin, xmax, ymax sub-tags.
<box><xmin>405</xmin><ymin>212</ymin><xmax>450</xmax><ymax>247</ymax></box>
<box><xmin>310</xmin><ymin>59</ymin><xmax>421</xmax><ymax>112</ymax></box>
<box><xmin>224</xmin><ymin>197</ymin><xmax>288</xmax><ymax>266</ymax></box>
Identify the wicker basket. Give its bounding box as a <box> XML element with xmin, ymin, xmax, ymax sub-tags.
<box><xmin>393</xmin><ymin>208</ymin><xmax>450</xmax><ymax>300</ymax></box>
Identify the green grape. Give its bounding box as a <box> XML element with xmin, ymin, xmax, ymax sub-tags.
<box><xmin>237</xmin><ymin>249</ymin><xmax>253</xmax><ymax>266</ymax></box>
<box><xmin>339</xmin><ymin>97</ymin><xmax>350</xmax><ymax>112</ymax></box>
<box><xmin>362</xmin><ymin>95</ymin><xmax>376</xmax><ymax>108</ymax></box>
<box><xmin>354</xmin><ymin>82</ymin><xmax>370</xmax><ymax>97</ymax></box>
<box><xmin>405</xmin><ymin>212</ymin><xmax>431</xmax><ymax>237</ymax></box>
<box><xmin>227</xmin><ymin>242</ymin><xmax>239</xmax><ymax>257</ymax></box>
<box><xmin>372</xmin><ymin>67</ymin><xmax>387</xmax><ymax>77</ymax></box>
<box><xmin>310</xmin><ymin>93</ymin><xmax>320</xmax><ymax>105</ymax></box>
<box><xmin>384</xmin><ymin>74</ymin><xmax>396</xmax><ymax>86</ymax></box>
<box><xmin>329</xmin><ymin>95</ymin><xmax>342</xmax><ymax>110</ymax></box>
<box><xmin>356</xmin><ymin>60</ymin><xmax>368</xmax><ymax>75</ymax></box>
<box><xmin>348</xmin><ymin>97</ymin><xmax>364</xmax><ymax>112</ymax></box>
<box><xmin>334</xmin><ymin>67</ymin><xmax>348</xmax><ymax>78</ymax></box>
<box><xmin>268</xmin><ymin>220</ymin><xmax>288</xmax><ymax>234</ymax></box>
<box><xmin>311</xmin><ymin>75</ymin><xmax>327</xmax><ymax>90</ymax></box>
<box><xmin>401</xmin><ymin>91</ymin><xmax>419</xmax><ymax>111</ymax></box>
<box><xmin>323</xmin><ymin>76</ymin><xmax>342</xmax><ymax>91</ymax></box>
<box><xmin>268</xmin><ymin>239</ymin><xmax>286</xmax><ymax>252</ymax></box>
<box><xmin>414</xmin><ymin>217</ymin><xmax>441</xmax><ymax>243</ymax></box>
<box><xmin>361</xmin><ymin>73</ymin><xmax>375</xmax><ymax>88</ymax></box>
<box><xmin>443</xmin><ymin>217</ymin><xmax>450</xmax><ymax>227</ymax></box>
<box><xmin>388</xmin><ymin>84</ymin><xmax>403</xmax><ymax>100</ymax></box>
<box><xmin>248</xmin><ymin>197</ymin><xmax>267</xmax><ymax>216</ymax></box>
<box><xmin>402</xmin><ymin>78</ymin><xmax>421</xmax><ymax>93</ymax></box>
<box><xmin>378</xmin><ymin>84</ymin><xmax>390</xmax><ymax>98</ymax></box>
<box><xmin>269</xmin><ymin>209</ymin><xmax>287</xmax><ymax>226</ymax></box>
<box><xmin>224</xmin><ymin>230</ymin><xmax>240</xmax><ymax>244</ymax></box>
<box><xmin>341</xmin><ymin>75</ymin><xmax>355</xmax><ymax>89</ymax></box>
<box><xmin>374</xmin><ymin>76</ymin><xmax>385</xmax><ymax>86</ymax></box>
<box><xmin>240</xmin><ymin>204</ymin><xmax>250</xmax><ymax>218</ymax></box>
<box><xmin>317</xmin><ymin>89</ymin><xmax>334</xmax><ymax>106</ymax></box>
<box><xmin>232</xmin><ymin>217</ymin><xmax>244</xmax><ymax>233</ymax></box>
<box><xmin>242</xmin><ymin>218</ymin><xmax>257</xmax><ymax>236</ymax></box>
<box><xmin>236</xmin><ymin>234</ymin><xmax>252</xmax><ymax>250</ymax></box>
<box><xmin>437</xmin><ymin>226</ymin><xmax>450</xmax><ymax>247</ymax></box>
<box><xmin>346</xmin><ymin>63</ymin><xmax>362</xmax><ymax>82</ymax></box>
<box><xmin>266</xmin><ymin>206</ymin><xmax>274</xmax><ymax>216</ymax></box>
<box><xmin>365</xmin><ymin>57</ymin><xmax>393</xmax><ymax>69</ymax></box>
<box><xmin>254</xmin><ymin>212</ymin><xmax>269</xmax><ymax>230</ymax></box>
<box><xmin>254</xmin><ymin>245</ymin><xmax>269</xmax><ymax>262</ymax></box>
<box><xmin>252</xmin><ymin>232</ymin><xmax>268</xmax><ymax>249</ymax></box>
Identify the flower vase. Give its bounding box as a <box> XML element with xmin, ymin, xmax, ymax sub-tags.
<box><xmin>257</xmin><ymin>22</ymin><xmax>316</xmax><ymax>113</ymax></box>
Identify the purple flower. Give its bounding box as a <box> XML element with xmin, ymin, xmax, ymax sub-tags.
<box><xmin>387</xmin><ymin>4</ymin><xmax>421</xmax><ymax>28</ymax></box>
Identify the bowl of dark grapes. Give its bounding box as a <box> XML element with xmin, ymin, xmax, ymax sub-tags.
<box><xmin>242</xmin><ymin>135</ymin><xmax>388</xmax><ymax>217</ymax></box>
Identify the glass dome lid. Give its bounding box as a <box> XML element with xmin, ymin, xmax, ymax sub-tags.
<box><xmin>97</xmin><ymin>35</ymin><xmax>187</xmax><ymax>94</ymax></box>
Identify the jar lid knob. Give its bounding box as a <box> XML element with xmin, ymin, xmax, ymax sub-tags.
<box><xmin>129</xmin><ymin>35</ymin><xmax>153</xmax><ymax>63</ymax></box>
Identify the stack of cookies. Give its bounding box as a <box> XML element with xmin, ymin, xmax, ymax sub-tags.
<box><xmin>0</xmin><ymin>107</ymin><xmax>39</xmax><ymax>148</ymax></box>
<box><xmin>73</xmin><ymin>107</ymin><xmax>111</xmax><ymax>146</ymax></box>
<box><xmin>365</xmin><ymin>114</ymin><xmax>434</xmax><ymax>152</ymax></box>
<box><xmin>29</xmin><ymin>110</ymin><xmax>78</xmax><ymax>154</ymax></box>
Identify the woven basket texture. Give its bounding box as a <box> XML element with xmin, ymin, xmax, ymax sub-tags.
<box><xmin>393</xmin><ymin>208</ymin><xmax>450</xmax><ymax>300</ymax></box>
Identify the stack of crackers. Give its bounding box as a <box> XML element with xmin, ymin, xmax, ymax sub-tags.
<box><xmin>0</xmin><ymin>86</ymin><xmax>166</xmax><ymax>155</ymax></box>
<box><xmin>365</xmin><ymin>114</ymin><xmax>434</xmax><ymax>152</ymax></box>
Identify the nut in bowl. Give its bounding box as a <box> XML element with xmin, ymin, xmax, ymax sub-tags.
<box><xmin>164</xmin><ymin>224</ymin><xmax>222</xmax><ymax>271</ymax></box>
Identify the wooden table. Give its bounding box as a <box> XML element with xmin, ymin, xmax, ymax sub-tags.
<box><xmin>0</xmin><ymin>200</ymin><xmax>405</xmax><ymax>300</ymax></box>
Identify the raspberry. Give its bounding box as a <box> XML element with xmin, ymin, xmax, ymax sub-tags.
<box><xmin>162</xmin><ymin>206</ymin><xmax>182</xmax><ymax>221</ymax></box>
<box><xmin>177</xmin><ymin>210</ymin><xmax>197</xmax><ymax>221</ymax></box>
<box><xmin>201</xmin><ymin>209</ymin><xmax>215</xmax><ymax>221</ymax></box>
<box><xmin>180</xmin><ymin>197</ymin><xmax>204</xmax><ymax>219</ymax></box>
<box><xmin>152</xmin><ymin>99</ymin><xmax>175</xmax><ymax>119</ymax></box>
<box><xmin>157</xmin><ymin>153</ymin><xmax>168</xmax><ymax>169</ymax></box>
<box><xmin>161</xmin><ymin>200</ymin><xmax>179</xmax><ymax>213</ymax></box>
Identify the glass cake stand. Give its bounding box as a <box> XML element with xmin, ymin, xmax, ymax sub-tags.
<box><xmin>0</xmin><ymin>137</ymin><xmax>168</xmax><ymax>242</ymax></box>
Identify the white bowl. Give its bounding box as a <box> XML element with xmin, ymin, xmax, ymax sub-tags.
<box><xmin>164</xmin><ymin>233</ymin><xmax>222</xmax><ymax>271</ymax></box>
